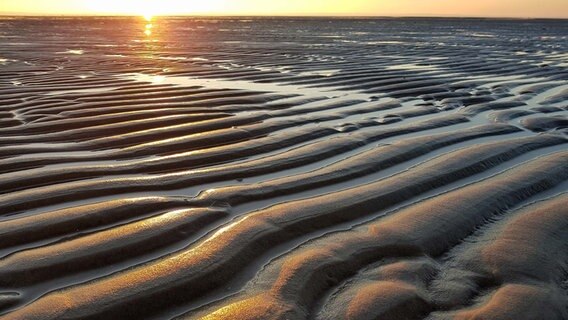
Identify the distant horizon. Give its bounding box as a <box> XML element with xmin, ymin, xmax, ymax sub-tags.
<box><xmin>1</xmin><ymin>13</ymin><xmax>567</xmax><ymax>20</ymax></box>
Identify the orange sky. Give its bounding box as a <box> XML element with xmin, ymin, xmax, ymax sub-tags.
<box><xmin>0</xmin><ymin>0</ymin><xmax>567</xmax><ymax>18</ymax></box>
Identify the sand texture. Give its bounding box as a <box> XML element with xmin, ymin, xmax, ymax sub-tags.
<box><xmin>0</xmin><ymin>17</ymin><xmax>567</xmax><ymax>319</ymax></box>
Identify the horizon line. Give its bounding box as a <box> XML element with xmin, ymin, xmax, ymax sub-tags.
<box><xmin>1</xmin><ymin>13</ymin><xmax>567</xmax><ymax>20</ymax></box>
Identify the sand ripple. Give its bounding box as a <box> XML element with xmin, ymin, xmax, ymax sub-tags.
<box><xmin>0</xmin><ymin>17</ymin><xmax>566</xmax><ymax>320</ymax></box>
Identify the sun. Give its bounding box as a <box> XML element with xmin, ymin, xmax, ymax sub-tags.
<box><xmin>139</xmin><ymin>1</ymin><xmax>161</xmax><ymax>19</ymax></box>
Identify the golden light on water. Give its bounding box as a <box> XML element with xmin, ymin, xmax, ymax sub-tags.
<box><xmin>144</xmin><ymin>22</ymin><xmax>153</xmax><ymax>36</ymax></box>
<box><xmin>143</xmin><ymin>15</ymin><xmax>154</xmax><ymax>37</ymax></box>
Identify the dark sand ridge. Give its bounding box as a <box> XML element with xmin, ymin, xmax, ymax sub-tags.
<box><xmin>542</xmin><ymin>87</ymin><xmax>568</xmax><ymax>104</ymax></box>
<box><xmin>3</xmin><ymin>150</ymin><xmax>566</xmax><ymax>320</ymax></box>
<box><xmin>530</xmin><ymin>106</ymin><xmax>565</xmax><ymax>113</ymax></box>
<box><xmin>513</xmin><ymin>81</ymin><xmax>567</xmax><ymax>95</ymax></box>
<box><xmin>185</xmin><ymin>152</ymin><xmax>568</xmax><ymax>320</ymax></box>
<box><xmin>458</xmin><ymin>101</ymin><xmax>528</xmax><ymax>116</ymax></box>
<box><xmin>0</xmin><ymin>197</ymin><xmax>192</xmax><ymax>250</ymax></box>
<box><xmin>0</xmin><ymin>114</ymin><xmax>233</xmax><ymax>145</ymax></box>
<box><xmin>353</xmin><ymin>78</ymin><xmax>452</xmax><ymax>95</ymax></box>
<box><xmin>489</xmin><ymin>110</ymin><xmax>536</xmax><ymax>123</ymax></box>
<box><xmin>521</xmin><ymin>116</ymin><xmax>568</xmax><ymax>132</ymax></box>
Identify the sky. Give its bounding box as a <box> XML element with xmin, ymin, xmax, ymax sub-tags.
<box><xmin>0</xmin><ymin>0</ymin><xmax>567</xmax><ymax>18</ymax></box>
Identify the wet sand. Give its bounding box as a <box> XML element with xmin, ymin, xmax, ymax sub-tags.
<box><xmin>0</xmin><ymin>17</ymin><xmax>567</xmax><ymax>320</ymax></box>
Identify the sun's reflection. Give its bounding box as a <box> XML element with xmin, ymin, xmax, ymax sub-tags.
<box><xmin>145</xmin><ymin>24</ymin><xmax>153</xmax><ymax>37</ymax></box>
<box><xmin>143</xmin><ymin>15</ymin><xmax>154</xmax><ymax>37</ymax></box>
<box><xmin>136</xmin><ymin>15</ymin><xmax>164</xmax><ymax>58</ymax></box>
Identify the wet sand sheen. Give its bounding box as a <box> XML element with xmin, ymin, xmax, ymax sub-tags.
<box><xmin>0</xmin><ymin>17</ymin><xmax>567</xmax><ymax>320</ymax></box>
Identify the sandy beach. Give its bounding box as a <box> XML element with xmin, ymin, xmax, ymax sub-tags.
<box><xmin>0</xmin><ymin>17</ymin><xmax>567</xmax><ymax>319</ymax></box>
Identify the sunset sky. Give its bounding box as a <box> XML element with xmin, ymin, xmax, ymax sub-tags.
<box><xmin>0</xmin><ymin>0</ymin><xmax>567</xmax><ymax>18</ymax></box>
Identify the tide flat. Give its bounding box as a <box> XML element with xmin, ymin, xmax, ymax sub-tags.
<box><xmin>0</xmin><ymin>17</ymin><xmax>567</xmax><ymax>320</ymax></box>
